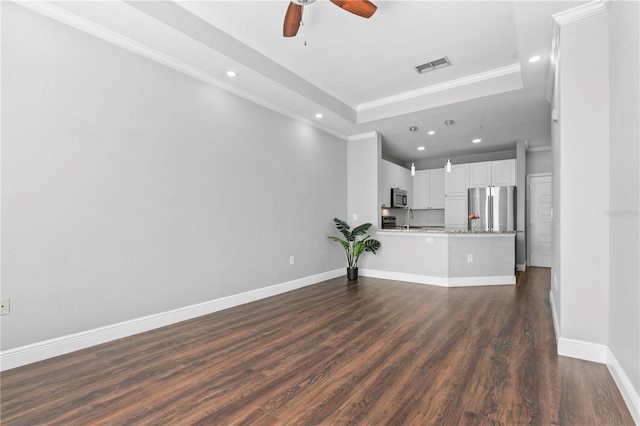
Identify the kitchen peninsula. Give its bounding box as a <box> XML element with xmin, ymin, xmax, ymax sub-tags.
<box><xmin>359</xmin><ymin>228</ymin><xmax>516</xmax><ymax>287</ymax></box>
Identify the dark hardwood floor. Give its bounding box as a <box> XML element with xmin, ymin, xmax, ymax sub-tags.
<box><xmin>1</xmin><ymin>267</ymin><xmax>634</xmax><ymax>425</ymax></box>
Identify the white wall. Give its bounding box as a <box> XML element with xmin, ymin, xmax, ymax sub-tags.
<box><xmin>608</xmin><ymin>0</ymin><xmax>640</xmax><ymax>398</ymax></box>
<box><xmin>1</xmin><ymin>3</ymin><xmax>347</xmax><ymax>350</ymax></box>
<box><xmin>556</xmin><ymin>11</ymin><xmax>610</xmax><ymax>345</ymax></box>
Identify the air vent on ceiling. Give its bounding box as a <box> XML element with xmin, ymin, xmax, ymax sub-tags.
<box><xmin>415</xmin><ymin>56</ymin><xmax>451</xmax><ymax>74</ymax></box>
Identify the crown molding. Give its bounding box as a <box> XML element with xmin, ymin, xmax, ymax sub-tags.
<box><xmin>12</xmin><ymin>1</ymin><xmax>348</xmax><ymax>141</ymax></box>
<box><xmin>545</xmin><ymin>0</ymin><xmax>611</xmax><ymax>103</ymax></box>
<box><xmin>552</xmin><ymin>0</ymin><xmax>611</xmax><ymax>26</ymax></box>
<box><xmin>356</xmin><ymin>63</ymin><xmax>521</xmax><ymax>112</ymax></box>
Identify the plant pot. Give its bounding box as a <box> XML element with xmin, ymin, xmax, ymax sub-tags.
<box><xmin>347</xmin><ymin>267</ymin><xmax>358</xmax><ymax>281</ymax></box>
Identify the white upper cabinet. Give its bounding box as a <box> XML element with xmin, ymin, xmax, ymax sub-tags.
<box><xmin>379</xmin><ymin>159</ymin><xmax>412</xmax><ymax>207</ymax></box>
<box><xmin>444</xmin><ymin>163</ymin><xmax>469</xmax><ymax>196</ymax></box>
<box><xmin>491</xmin><ymin>159</ymin><xmax>517</xmax><ymax>187</ymax></box>
<box><xmin>412</xmin><ymin>170</ymin><xmax>430</xmax><ymax>209</ymax></box>
<box><xmin>468</xmin><ymin>159</ymin><xmax>516</xmax><ymax>187</ymax></box>
<box><xmin>413</xmin><ymin>168</ymin><xmax>445</xmax><ymax>209</ymax></box>
<box><xmin>429</xmin><ymin>168</ymin><xmax>445</xmax><ymax>208</ymax></box>
<box><xmin>469</xmin><ymin>161</ymin><xmax>492</xmax><ymax>187</ymax></box>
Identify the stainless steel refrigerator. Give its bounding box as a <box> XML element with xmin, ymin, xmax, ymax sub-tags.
<box><xmin>467</xmin><ymin>186</ymin><xmax>516</xmax><ymax>232</ymax></box>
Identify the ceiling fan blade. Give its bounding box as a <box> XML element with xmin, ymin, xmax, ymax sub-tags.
<box><xmin>330</xmin><ymin>0</ymin><xmax>377</xmax><ymax>18</ymax></box>
<box><xmin>283</xmin><ymin>2</ymin><xmax>302</xmax><ymax>37</ymax></box>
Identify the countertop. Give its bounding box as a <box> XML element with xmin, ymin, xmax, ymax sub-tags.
<box><xmin>379</xmin><ymin>227</ymin><xmax>516</xmax><ymax>235</ymax></box>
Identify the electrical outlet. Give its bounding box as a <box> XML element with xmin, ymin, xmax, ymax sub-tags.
<box><xmin>352</xmin><ymin>214</ymin><xmax>358</xmax><ymax>222</ymax></box>
<box><xmin>1</xmin><ymin>298</ymin><xmax>10</xmax><ymax>315</ymax></box>
<box><xmin>289</xmin><ymin>256</ymin><xmax>295</xmax><ymax>265</ymax></box>
<box><xmin>467</xmin><ymin>254</ymin><xmax>473</xmax><ymax>263</ymax></box>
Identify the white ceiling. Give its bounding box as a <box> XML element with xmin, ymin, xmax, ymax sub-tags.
<box><xmin>28</xmin><ymin>0</ymin><xmax>590</xmax><ymax>163</ymax></box>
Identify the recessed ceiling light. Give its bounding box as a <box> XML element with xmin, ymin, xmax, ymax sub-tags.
<box><xmin>409</xmin><ymin>126</ymin><xmax>418</xmax><ymax>132</ymax></box>
<box><xmin>417</xmin><ymin>146</ymin><xmax>425</xmax><ymax>151</ymax></box>
<box><xmin>472</xmin><ymin>138</ymin><xmax>482</xmax><ymax>143</ymax></box>
<box><xmin>315</xmin><ymin>113</ymin><xmax>323</xmax><ymax>118</ymax></box>
<box><xmin>428</xmin><ymin>130</ymin><xmax>435</xmax><ymax>135</ymax></box>
<box><xmin>528</xmin><ymin>55</ymin><xmax>541</xmax><ymax>63</ymax></box>
<box><xmin>226</xmin><ymin>70</ymin><xmax>237</xmax><ymax>77</ymax></box>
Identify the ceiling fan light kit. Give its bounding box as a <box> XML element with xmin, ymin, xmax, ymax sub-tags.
<box><xmin>283</xmin><ymin>0</ymin><xmax>377</xmax><ymax>37</ymax></box>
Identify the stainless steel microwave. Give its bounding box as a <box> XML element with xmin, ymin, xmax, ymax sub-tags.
<box><xmin>391</xmin><ymin>188</ymin><xmax>408</xmax><ymax>208</ymax></box>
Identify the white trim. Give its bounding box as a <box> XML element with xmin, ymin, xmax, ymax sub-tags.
<box><xmin>12</xmin><ymin>1</ymin><xmax>348</xmax><ymax>142</ymax></box>
<box><xmin>607</xmin><ymin>349</ymin><xmax>640</xmax><ymax>424</ymax></box>
<box><xmin>0</xmin><ymin>269</ymin><xmax>343</xmax><ymax>371</ymax></box>
<box><xmin>347</xmin><ymin>131</ymin><xmax>379</xmax><ymax>142</ymax></box>
<box><xmin>527</xmin><ymin>146</ymin><xmax>552</xmax><ymax>152</ymax></box>
<box><xmin>516</xmin><ymin>262</ymin><xmax>526</xmax><ymax>272</ymax></box>
<box><xmin>553</xmin><ymin>0</ymin><xmax>611</xmax><ymax>26</ymax></box>
<box><xmin>360</xmin><ymin>269</ymin><xmax>515</xmax><ymax>287</ymax></box>
<box><xmin>549</xmin><ymin>290</ymin><xmax>560</xmax><ymax>343</ymax></box>
<box><xmin>557</xmin><ymin>337</ymin><xmax>608</xmax><ymax>363</ymax></box>
<box><xmin>356</xmin><ymin>63</ymin><xmax>521</xmax><ymax>112</ymax></box>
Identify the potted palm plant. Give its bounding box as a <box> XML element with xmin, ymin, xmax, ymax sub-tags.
<box><xmin>328</xmin><ymin>218</ymin><xmax>381</xmax><ymax>281</ymax></box>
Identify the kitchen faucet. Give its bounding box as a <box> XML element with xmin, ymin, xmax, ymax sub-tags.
<box><xmin>406</xmin><ymin>207</ymin><xmax>413</xmax><ymax>229</ymax></box>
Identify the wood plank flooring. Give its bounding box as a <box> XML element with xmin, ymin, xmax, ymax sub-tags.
<box><xmin>1</xmin><ymin>267</ymin><xmax>634</xmax><ymax>425</ymax></box>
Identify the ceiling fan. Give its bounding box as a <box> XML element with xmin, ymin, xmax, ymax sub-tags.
<box><xmin>283</xmin><ymin>0</ymin><xmax>377</xmax><ymax>37</ymax></box>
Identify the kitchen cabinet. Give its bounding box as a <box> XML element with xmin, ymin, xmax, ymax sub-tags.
<box><xmin>444</xmin><ymin>163</ymin><xmax>469</xmax><ymax>196</ymax></box>
<box><xmin>380</xmin><ymin>159</ymin><xmax>412</xmax><ymax>208</ymax></box>
<box><xmin>429</xmin><ymin>168</ymin><xmax>445</xmax><ymax>208</ymax></box>
<box><xmin>491</xmin><ymin>159</ymin><xmax>517</xmax><ymax>187</ymax></box>
<box><xmin>469</xmin><ymin>161</ymin><xmax>492</xmax><ymax>187</ymax></box>
<box><xmin>444</xmin><ymin>196</ymin><xmax>468</xmax><ymax>229</ymax></box>
<box><xmin>413</xmin><ymin>168</ymin><xmax>444</xmax><ymax>209</ymax></box>
<box><xmin>469</xmin><ymin>159</ymin><xmax>516</xmax><ymax>188</ymax></box>
<box><xmin>444</xmin><ymin>164</ymin><xmax>469</xmax><ymax>228</ymax></box>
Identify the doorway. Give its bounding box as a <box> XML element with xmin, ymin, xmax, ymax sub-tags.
<box><xmin>528</xmin><ymin>174</ymin><xmax>552</xmax><ymax>267</ymax></box>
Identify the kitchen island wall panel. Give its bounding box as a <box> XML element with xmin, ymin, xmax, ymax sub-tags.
<box><xmin>361</xmin><ymin>231</ymin><xmax>515</xmax><ymax>287</ymax></box>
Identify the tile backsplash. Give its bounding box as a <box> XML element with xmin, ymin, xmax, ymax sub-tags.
<box><xmin>384</xmin><ymin>208</ymin><xmax>445</xmax><ymax>227</ymax></box>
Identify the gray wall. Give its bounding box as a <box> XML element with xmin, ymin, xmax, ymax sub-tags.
<box><xmin>526</xmin><ymin>149</ymin><xmax>552</xmax><ymax>175</ymax></box>
<box><xmin>556</xmin><ymin>7</ymin><xmax>611</xmax><ymax>347</ymax></box>
<box><xmin>608</xmin><ymin>0</ymin><xmax>640</xmax><ymax>396</ymax></box>
<box><xmin>1</xmin><ymin>4</ymin><xmax>347</xmax><ymax>350</ymax></box>
<box><xmin>552</xmin><ymin>1</ymin><xmax>640</xmax><ymax>403</ymax></box>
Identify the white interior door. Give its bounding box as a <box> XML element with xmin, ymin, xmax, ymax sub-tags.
<box><xmin>529</xmin><ymin>174</ymin><xmax>552</xmax><ymax>267</ymax></box>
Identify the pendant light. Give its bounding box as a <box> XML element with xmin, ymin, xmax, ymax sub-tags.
<box><xmin>444</xmin><ymin>119</ymin><xmax>455</xmax><ymax>172</ymax></box>
<box><xmin>409</xmin><ymin>125</ymin><xmax>418</xmax><ymax>176</ymax></box>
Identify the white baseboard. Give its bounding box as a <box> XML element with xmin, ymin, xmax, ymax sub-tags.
<box><xmin>549</xmin><ymin>290</ymin><xmax>560</xmax><ymax>342</ymax></box>
<box><xmin>516</xmin><ymin>262</ymin><xmax>526</xmax><ymax>272</ymax></box>
<box><xmin>549</xmin><ymin>291</ymin><xmax>638</xmax><ymax>424</ymax></box>
<box><xmin>607</xmin><ymin>349</ymin><xmax>640</xmax><ymax>425</ymax></box>
<box><xmin>360</xmin><ymin>269</ymin><xmax>515</xmax><ymax>287</ymax></box>
<box><xmin>1</xmin><ymin>269</ymin><xmax>344</xmax><ymax>371</ymax></box>
<box><xmin>557</xmin><ymin>337</ymin><xmax>609</xmax><ymax>363</ymax></box>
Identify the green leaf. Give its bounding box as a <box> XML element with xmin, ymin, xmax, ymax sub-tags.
<box><xmin>333</xmin><ymin>218</ymin><xmax>353</xmax><ymax>241</ymax></box>
<box><xmin>362</xmin><ymin>238</ymin><xmax>381</xmax><ymax>254</ymax></box>
<box><xmin>351</xmin><ymin>223</ymin><xmax>372</xmax><ymax>236</ymax></box>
